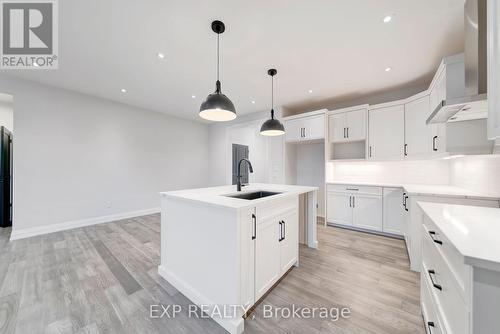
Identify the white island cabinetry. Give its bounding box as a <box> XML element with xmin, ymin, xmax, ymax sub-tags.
<box><xmin>158</xmin><ymin>184</ymin><xmax>317</xmax><ymax>334</ymax></box>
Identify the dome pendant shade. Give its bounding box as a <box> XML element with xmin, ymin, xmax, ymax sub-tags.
<box><xmin>199</xmin><ymin>21</ymin><xmax>236</xmax><ymax>122</ymax></box>
<box><xmin>260</xmin><ymin>109</ymin><xmax>285</xmax><ymax>136</ymax></box>
<box><xmin>199</xmin><ymin>81</ymin><xmax>236</xmax><ymax>121</ymax></box>
<box><xmin>260</xmin><ymin>69</ymin><xmax>285</xmax><ymax>136</ymax></box>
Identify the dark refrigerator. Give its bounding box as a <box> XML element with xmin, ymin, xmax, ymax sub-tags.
<box><xmin>0</xmin><ymin>127</ymin><xmax>12</xmax><ymax>228</ymax></box>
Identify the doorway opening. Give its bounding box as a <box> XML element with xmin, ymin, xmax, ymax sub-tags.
<box><xmin>0</xmin><ymin>93</ymin><xmax>13</xmax><ymax>229</ymax></box>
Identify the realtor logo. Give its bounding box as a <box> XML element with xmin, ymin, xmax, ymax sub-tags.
<box><xmin>0</xmin><ymin>0</ymin><xmax>58</xmax><ymax>69</ymax></box>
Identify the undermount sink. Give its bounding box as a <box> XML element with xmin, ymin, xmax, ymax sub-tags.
<box><xmin>224</xmin><ymin>191</ymin><xmax>282</xmax><ymax>200</ymax></box>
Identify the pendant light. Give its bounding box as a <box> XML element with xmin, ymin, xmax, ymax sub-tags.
<box><xmin>199</xmin><ymin>20</ymin><xmax>236</xmax><ymax>122</ymax></box>
<box><xmin>260</xmin><ymin>69</ymin><xmax>285</xmax><ymax>136</ymax></box>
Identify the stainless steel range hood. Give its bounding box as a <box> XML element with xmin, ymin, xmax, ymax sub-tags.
<box><xmin>427</xmin><ymin>0</ymin><xmax>488</xmax><ymax>125</ymax></box>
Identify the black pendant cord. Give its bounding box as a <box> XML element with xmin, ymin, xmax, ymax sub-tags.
<box><xmin>271</xmin><ymin>75</ymin><xmax>274</xmax><ymax>119</ymax></box>
<box><xmin>215</xmin><ymin>33</ymin><xmax>220</xmax><ymax>93</ymax></box>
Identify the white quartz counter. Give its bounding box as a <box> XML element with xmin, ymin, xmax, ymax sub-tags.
<box><xmin>160</xmin><ymin>183</ymin><xmax>318</xmax><ymax>209</ymax></box>
<box><xmin>326</xmin><ymin>181</ymin><xmax>499</xmax><ymax>200</ymax></box>
<box><xmin>419</xmin><ymin>202</ymin><xmax>500</xmax><ymax>271</ymax></box>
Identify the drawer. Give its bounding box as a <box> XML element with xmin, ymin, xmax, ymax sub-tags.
<box><xmin>422</xmin><ymin>231</ymin><xmax>469</xmax><ymax>334</ymax></box>
<box><xmin>422</xmin><ymin>215</ymin><xmax>471</xmax><ymax>299</ymax></box>
<box><xmin>327</xmin><ymin>184</ymin><xmax>382</xmax><ymax>196</ymax></box>
<box><xmin>256</xmin><ymin>196</ymin><xmax>298</xmax><ymax>223</ymax></box>
<box><xmin>421</xmin><ymin>272</ymin><xmax>446</xmax><ymax>334</ymax></box>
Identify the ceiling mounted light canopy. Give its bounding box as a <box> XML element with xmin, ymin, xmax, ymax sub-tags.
<box><xmin>260</xmin><ymin>69</ymin><xmax>285</xmax><ymax>136</ymax></box>
<box><xmin>199</xmin><ymin>20</ymin><xmax>236</xmax><ymax>122</ymax></box>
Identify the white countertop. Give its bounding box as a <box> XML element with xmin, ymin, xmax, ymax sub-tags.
<box><xmin>326</xmin><ymin>181</ymin><xmax>499</xmax><ymax>200</ymax></box>
<box><xmin>160</xmin><ymin>183</ymin><xmax>318</xmax><ymax>209</ymax></box>
<box><xmin>419</xmin><ymin>202</ymin><xmax>500</xmax><ymax>271</ymax></box>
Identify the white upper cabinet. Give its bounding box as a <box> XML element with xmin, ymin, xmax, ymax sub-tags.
<box><xmin>405</xmin><ymin>94</ymin><xmax>434</xmax><ymax>158</ymax></box>
<box><xmin>329</xmin><ymin>113</ymin><xmax>347</xmax><ymax>143</ymax></box>
<box><xmin>328</xmin><ymin>107</ymin><xmax>366</xmax><ymax>143</ymax></box>
<box><xmin>368</xmin><ymin>104</ymin><xmax>405</xmax><ymax>160</ymax></box>
<box><xmin>488</xmin><ymin>0</ymin><xmax>500</xmax><ymax>139</ymax></box>
<box><xmin>284</xmin><ymin>112</ymin><xmax>325</xmax><ymax>142</ymax></box>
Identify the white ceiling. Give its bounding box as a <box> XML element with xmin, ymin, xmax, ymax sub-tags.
<box><xmin>6</xmin><ymin>0</ymin><xmax>464</xmax><ymax>121</ymax></box>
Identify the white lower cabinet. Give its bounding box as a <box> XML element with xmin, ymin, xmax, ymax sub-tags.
<box><xmin>352</xmin><ymin>194</ymin><xmax>382</xmax><ymax>231</ymax></box>
<box><xmin>254</xmin><ymin>214</ymin><xmax>281</xmax><ymax>301</ymax></box>
<box><xmin>279</xmin><ymin>210</ymin><xmax>299</xmax><ymax>273</ymax></box>
<box><xmin>326</xmin><ymin>192</ymin><xmax>353</xmax><ymax>226</ymax></box>
<box><xmin>326</xmin><ymin>185</ymin><xmax>382</xmax><ymax>231</ymax></box>
<box><xmin>382</xmin><ymin>188</ymin><xmax>406</xmax><ymax>236</ymax></box>
<box><xmin>254</xmin><ymin>198</ymin><xmax>298</xmax><ymax>301</ymax></box>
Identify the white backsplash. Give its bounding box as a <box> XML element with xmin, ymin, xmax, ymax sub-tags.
<box><xmin>326</xmin><ymin>159</ymin><xmax>451</xmax><ymax>185</ymax></box>
<box><xmin>450</xmin><ymin>155</ymin><xmax>500</xmax><ymax>196</ymax></box>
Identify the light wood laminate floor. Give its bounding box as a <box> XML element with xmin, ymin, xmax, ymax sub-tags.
<box><xmin>0</xmin><ymin>215</ymin><xmax>424</xmax><ymax>333</ymax></box>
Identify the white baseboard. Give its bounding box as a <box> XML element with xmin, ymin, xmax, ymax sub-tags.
<box><xmin>158</xmin><ymin>265</ymin><xmax>244</xmax><ymax>334</ymax></box>
<box><xmin>10</xmin><ymin>207</ymin><xmax>160</xmax><ymax>241</ymax></box>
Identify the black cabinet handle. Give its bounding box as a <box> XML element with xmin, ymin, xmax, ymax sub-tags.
<box><xmin>347</xmin><ymin>127</ymin><xmax>349</xmax><ymax>138</ymax></box>
<box><xmin>433</xmin><ymin>136</ymin><xmax>438</xmax><ymax>151</ymax></box>
<box><xmin>427</xmin><ymin>322</ymin><xmax>435</xmax><ymax>333</ymax></box>
<box><xmin>346</xmin><ymin>188</ymin><xmax>359</xmax><ymax>191</ymax></box>
<box><xmin>404</xmin><ymin>195</ymin><xmax>408</xmax><ymax>211</ymax></box>
<box><xmin>252</xmin><ymin>214</ymin><xmax>256</xmax><ymax>240</ymax></box>
<box><xmin>404</xmin><ymin>144</ymin><xmax>408</xmax><ymax>156</ymax></box>
<box><xmin>343</xmin><ymin>128</ymin><xmax>346</xmax><ymax>138</ymax></box>
<box><xmin>352</xmin><ymin>196</ymin><xmax>355</xmax><ymax>207</ymax></box>
<box><xmin>278</xmin><ymin>221</ymin><xmax>282</xmax><ymax>241</ymax></box>
<box><xmin>349</xmin><ymin>195</ymin><xmax>352</xmax><ymax>207</ymax></box>
<box><xmin>303</xmin><ymin>128</ymin><xmax>306</xmax><ymax>138</ymax></box>
<box><xmin>402</xmin><ymin>192</ymin><xmax>406</xmax><ymax>207</ymax></box>
<box><xmin>282</xmin><ymin>220</ymin><xmax>286</xmax><ymax>241</ymax></box>
<box><xmin>428</xmin><ymin>270</ymin><xmax>442</xmax><ymax>291</ymax></box>
<box><xmin>428</xmin><ymin>231</ymin><xmax>442</xmax><ymax>245</ymax></box>
<box><xmin>369</xmin><ymin>146</ymin><xmax>372</xmax><ymax>158</ymax></box>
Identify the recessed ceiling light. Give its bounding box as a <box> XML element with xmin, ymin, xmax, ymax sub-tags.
<box><xmin>383</xmin><ymin>15</ymin><xmax>392</xmax><ymax>23</ymax></box>
<box><xmin>157</xmin><ymin>52</ymin><xmax>165</xmax><ymax>59</ymax></box>
<box><xmin>121</xmin><ymin>88</ymin><xmax>127</xmax><ymax>93</ymax></box>
<box><xmin>251</xmin><ymin>100</ymin><xmax>256</xmax><ymax>104</ymax></box>
<box><xmin>308</xmin><ymin>89</ymin><xmax>313</xmax><ymax>94</ymax></box>
<box><xmin>191</xmin><ymin>95</ymin><xmax>196</xmax><ymax>99</ymax></box>
<box><xmin>385</xmin><ymin>67</ymin><xmax>392</xmax><ymax>72</ymax></box>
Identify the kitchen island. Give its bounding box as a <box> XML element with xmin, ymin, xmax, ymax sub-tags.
<box><xmin>158</xmin><ymin>183</ymin><xmax>318</xmax><ymax>334</ymax></box>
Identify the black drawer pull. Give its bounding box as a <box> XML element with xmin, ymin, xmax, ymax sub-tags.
<box><xmin>282</xmin><ymin>220</ymin><xmax>286</xmax><ymax>241</ymax></box>
<box><xmin>278</xmin><ymin>221</ymin><xmax>283</xmax><ymax>242</ymax></box>
<box><xmin>252</xmin><ymin>214</ymin><xmax>256</xmax><ymax>240</ymax></box>
<box><xmin>346</xmin><ymin>188</ymin><xmax>359</xmax><ymax>191</ymax></box>
<box><xmin>427</xmin><ymin>321</ymin><xmax>435</xmax><ymax>333</ymax></box>
<box><xmin>428</xmin><ymin>270</ymin><xmax>442</xmax><ymax>291</ymax></box>
<box><xmin>428</xmin><ymin>231</ymin><xmax>442</xmax><ymax>245</ymax></box>
<box><xmin>432</xmin><ymin>136</ymin><xmax>438</xmax><ymax>151</ymax></box>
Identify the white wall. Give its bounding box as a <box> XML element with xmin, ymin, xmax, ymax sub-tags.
<box><xmin>0</xmin><ymin>76</ymin><xmax>210</xmax><ymax>232</ymax></box>
<box><xmin>450</xmin><ymin>155</ymin><xmax>500</xmax><ymax>197</ymax></box>
<box><xmin>296</xmin><ymin>142</ymin><xmax>325</xmax><ymax>216</ymax></box>
<box><xmin>208</xmin><ymin>110</ymin><xmax>283</xmax><ymax>187</ymax></box>
<box><xmin>326</xmin><ymin>159</ymin><xmax>450</xmax><ymax>185</ymax></box>
<box><xmin>0</xmin><ymin>100</ymin><xmax>13</xmax><ymax>132</ymax></box>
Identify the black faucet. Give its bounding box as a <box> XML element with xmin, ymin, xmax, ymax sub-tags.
<box><xmin>237</xmin><ymin>158</ymin><xmax>253</xmax><ymax>191</ymax></box>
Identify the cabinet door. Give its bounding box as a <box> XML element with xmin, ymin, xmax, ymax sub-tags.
<box><xmin>303</xmin><ymin>114</ymin><xmax>325</xmax><ymax>140</ymax></box>
<box><xmin>284</xmin><ymin>118</ymin><xmax>303</xmax><ymax>142</ymax></box>
<box><xmin>328</xmin><ymin>113</ymin><xmax>347</xmax><ymax>143</ymax></box>
<box><xmin>326</xmin><ymin>192</ymin><xmax>352</xmax><ymax>226</ymax></box>
<box><xmin>382</xmin><ymin>188</ymin><xmax>406</xmax><ymax>236</ymax></box>
<box><xmin>345</xmin><ymin>108</ymin><xmax>366</xmax><ymax>141</ymax></box>
<box><xmin>254</xmin><ymin>217</ymin><xmax>281</xmax><ymax>301</ymax></box>
<box><xmin>279</xmin><ymin>210</ymin><xmax>298</xmax><ymax>273</ymax></box>
<box><xmin>368</xmin><ymin>105</ymin><xmax>405</xmax><ymax>159</ymax></box>
<box><xmin>352</xmin><ymin>194</ymin><xmax>382</xmax><ymax>231</ymax></box>
<box><xmin>405</xmin><ymin>95</ymin><xmax>433</xmax><ymax>158</ymax></box>
<box><xmin>488</xmin><ymin>0</ymin><xmax>500</xmax><ymax>139</ymax></box>
<box><xmin>429</xmin><ymin>70</ymin><xmax>446</xmax><ymax>114</ymax></box>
